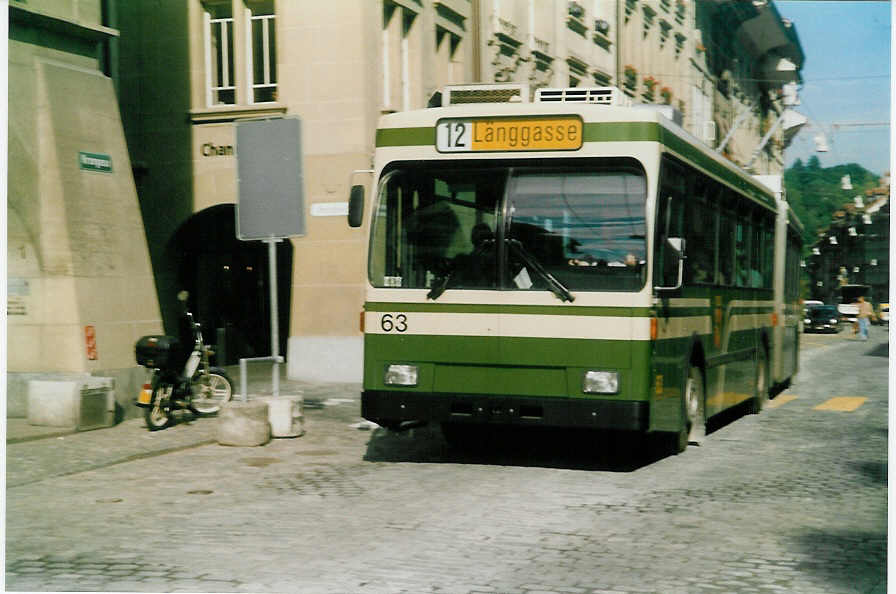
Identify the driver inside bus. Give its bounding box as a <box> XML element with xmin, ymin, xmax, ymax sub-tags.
<box><xmin>453</xmin><ymin>222</ymin><xmax>497</xmax><ymax>288</ymax></box>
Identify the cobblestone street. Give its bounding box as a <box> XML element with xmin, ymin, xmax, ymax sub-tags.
<box><xmin>5</xmin><ymin>328</ymin><xmax>888</xmax><ymax>593</ymax></box>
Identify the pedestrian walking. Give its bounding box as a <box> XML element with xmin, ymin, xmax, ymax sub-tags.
<box><xmin>856</xmin><ymin>295</ymin><xmax>874</xmax><ymax>340</ymax></box>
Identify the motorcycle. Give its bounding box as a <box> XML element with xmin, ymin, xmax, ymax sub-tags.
<box><xmin>134</xmin><ymin>291</ymin><xmax>234</xmax><ymax>430</ymax></box>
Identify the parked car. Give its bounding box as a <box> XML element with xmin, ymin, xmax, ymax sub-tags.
<box><xmin>803</xmin><ymin>300</ymin><xmax>824</xmax><ymax>311</ymax></box>
<box><xmin>800</xmin><ymin>301</ymin><xmax>823</xmax><ymax>332</ymax></box>
<box><xmin>877</xmin><ymin>303</ymin><xmax>889</xmax><ymax>326</ymax></box>
<box><xmin>804</xmin><ymin>305</ymin><xmax>840</xmax><ymax>333</ymax></box>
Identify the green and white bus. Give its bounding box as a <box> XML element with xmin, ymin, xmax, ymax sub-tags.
<box><xmin>348</xmin><ymin>85</ymin><xmax>802</xmax><ymax>453</ymax></box>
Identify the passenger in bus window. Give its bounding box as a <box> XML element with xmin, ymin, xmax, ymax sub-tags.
<box><xmin>691</xmin><ymin>264</ymin><xmax>711</xmax><ymax>284</ymax></box>
<box><xmin>684</xmin><ymin>198</ymin><xmax>713</xmax><ymax>284</ymax></box>
<box><xmin>750</xmin><ymin>267</ymin><xmax>763</xmax><ymax>288</ymax></box>
<box><xmin>686</xmin><ymin>234</ymin><xmax>712</xmax><ymax>283</ymax></box>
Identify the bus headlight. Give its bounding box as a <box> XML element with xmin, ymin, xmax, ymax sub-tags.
<box><xmin>583</xmin><ymin>370</ymin><xmax>619</xmax><ymax>394</ymax></box>
<box><xmin>384</xmin><ymin>364</ymin><xmax>418</xmax><ymax>386</ymax></box>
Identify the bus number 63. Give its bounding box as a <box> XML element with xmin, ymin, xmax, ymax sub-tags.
<box><xmin>380</xmin><ymin>313</ymin><xmax>408</xmax><ymax>333</ymax></box>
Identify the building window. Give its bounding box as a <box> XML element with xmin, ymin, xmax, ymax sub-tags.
<box><xmin>642</xmin><ymin>3</ymin><xmax>656</xmax><ymax>38</ymax></box>
<box><xmin>436</xmin><ymin>27</ymin><xmax>462</xmax><ymax>88</ymax></box>
<box><xmin>625</xmin><ymin>0</ymin><xmax>636</xmax><ymax>23</ymax></box>
<box><xmin>383</xmin><ymin>2</ymin><xmax>419</xmax><ymax>112</ymax></box>
<box><xmin>204</xmin><ymin>1</ymin><xmax>235</xmax><ymax>106</ymax></box>
<box><xmin>592</xmin><ymin>69</ymin><xmax>612</xmax><ymax>86</ymax></box>
<box><xmin>659</xmin><ymin>19</ymin><xmax>672</xmax><ymax>48</ymax></box>
<box><xmin>247</xmin><ymin>0</ymin><xmax>277</xmax><ymax>103</ymax></box>
<box><xmin>567</xmin><ymin>56</ymin><xmax>587</xmax><ymax>88</ymax></box>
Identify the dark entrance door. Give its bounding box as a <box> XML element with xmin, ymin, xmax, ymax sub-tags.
<box><xmin>173</xmin><ymin>205</ymin><xmax>292</xmax><ymax>365</ymax></box>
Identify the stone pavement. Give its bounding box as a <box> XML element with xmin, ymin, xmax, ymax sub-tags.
<box><xmin>5</xmin><ymin>328</ymin><xmax>887</xmax><ymax>593</ymax></box>
<box><xmin>6</xmin><ymin>363</ymin><xmax>363</xmax><ymax>487</ymax></box>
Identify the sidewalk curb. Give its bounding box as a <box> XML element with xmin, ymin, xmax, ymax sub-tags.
<box><xmin>8</xmin><ymin>439</ymin><xmax>218</xmax><ymax>488</ymax></box>
<box><xmin>7</xmin><ymin>428</ymin><xmax>79</xmax><ymax>445</ymax></box>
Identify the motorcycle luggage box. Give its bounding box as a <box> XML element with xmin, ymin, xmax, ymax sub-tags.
<box><xmin>135</xmin><ymin>335</ymin><xmax>180</xmax><ymax>369</ymax></box>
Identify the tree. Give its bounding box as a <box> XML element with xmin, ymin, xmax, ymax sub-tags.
<box><xmin>783</xmin><ymin>162</ymin><xmax>879</xmax><ymax>252</ymax></box>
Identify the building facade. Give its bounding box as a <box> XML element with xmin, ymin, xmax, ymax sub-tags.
<box><xmin>8</xmin><ymin>1</ymin><xmax>162</xmax><ymax>417</ymax></box>
<box><xmin>9</xmin><ymin>1</ymin><xmax>805</xmax><ymax>417</ymax></box>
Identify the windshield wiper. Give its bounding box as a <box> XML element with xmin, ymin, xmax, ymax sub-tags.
<box><xmin>427</xmin><ymin>273</ymin><xmax>452</xmax><ymax>300</ymax></box>
<box><xmin>506</xmin><ymin>239</ymin><xmax>574</xmax><ymax>303</ymax></box>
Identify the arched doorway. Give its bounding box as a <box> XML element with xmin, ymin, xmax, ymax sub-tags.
<box><xmin>172</xmin><ymin>205</ymin><xmax>292</xmax><ymax>365</ymax></box>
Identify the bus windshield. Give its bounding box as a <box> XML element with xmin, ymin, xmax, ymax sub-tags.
<box><xmin>369</xmin><ymin>160</ymin><xmax>647</xmax><ymax>294</ymax></box>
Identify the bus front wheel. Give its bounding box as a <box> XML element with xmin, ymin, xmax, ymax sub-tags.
<box><xmin>650</xmin><ymin>365</ymin><xmax>706</xmax><ymax>456</ymax></box>
<box><xmin>677</xmin><ymin>364</ymin><xmax>706</xmax><ymax>453</ymax></box>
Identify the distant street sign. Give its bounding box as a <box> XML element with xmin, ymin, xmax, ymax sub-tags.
<box><xmin>79</xmin><ymin>152</ymin><xmax>112</xmax><ymax>173</ymax></box>
<box><xmin>310</xmin><ymin>202</ymin><xmax>349</xmax><ymax>217</ymax></box>
<box><xmin>236</xmin><ymin>117</ymin><xmax>305</xmax><ymax>240</ymax></box>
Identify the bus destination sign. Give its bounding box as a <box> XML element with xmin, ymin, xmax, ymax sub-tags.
<box><xmin>436</xmin><ymin>116</ymin><xmax>583</xmax><ymax>153</ymax></box>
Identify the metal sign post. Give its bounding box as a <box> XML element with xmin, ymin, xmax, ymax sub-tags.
<box><xmin>235</xmin><ymin>117</ymin><xmax>304</xmax><ymax>402</ymax></box>
<box><xmin>266</xmin><ymin>238</ymin><xmax>281</xmax><ymax>397</ymax></box>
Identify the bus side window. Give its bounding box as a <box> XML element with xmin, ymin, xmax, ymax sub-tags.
<box><xmin>762</xmin><ymin>218</ymin><xmax>774</xmax><ymax>288</ymax></box>
<box><xmin>750</xmin><ymin>211</ymin><xmax>764</xmax><ymax>288</ymax></box>
<box><xmin>785</xmin><ymin>231</ymin><xmax>802</xmax><ymax>298</ymax></box>
<box><xmin>718</xmin><ymin>207</ymin><xmax>735</xmax><ymax>286</ymax></box>
<box><xmin>684</xmin><ymin>186</ymin><xmax>714</xmax><ymax>285</ymax></box>
<box><xmin>734</xmin><ymin>210</ymin><xmax>750</xmax><ymax>287</ymax></box>
<box><xmin>655</xmin><ymin>158</ymin><xmax>685</xmax><ymax>287</ymax></box>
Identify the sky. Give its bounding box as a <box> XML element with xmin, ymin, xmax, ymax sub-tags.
<box><xmin>775</xmin><ymin>1</ymin><xmax>891</xmax><ymax>176</ymax></box>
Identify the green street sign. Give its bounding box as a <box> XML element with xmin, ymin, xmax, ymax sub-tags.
<box><xmin>79</xmin><ymin>152</ymin><xmax>113</xmax><ymax>173</ymax></box>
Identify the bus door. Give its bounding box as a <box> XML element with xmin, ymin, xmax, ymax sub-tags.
<box><xmin>650</xmin><ymin>161</ymin><xmax>689</xmax><ymax>434</ymax></box>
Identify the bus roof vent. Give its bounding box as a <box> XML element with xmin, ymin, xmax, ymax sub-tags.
<box><xmin>631</xmin><ymin>104</ymin><xmax>684</xmax><ymax>126</ymax></box>
<box><xmin>440</xmin><ymin>84</ymin><xmax>530</xmax><ymax>106</ymax></box>
<box><xmin>535</xmin><ymin>86</ymin><xmax>631</xmax><ymax>107</ymax></box>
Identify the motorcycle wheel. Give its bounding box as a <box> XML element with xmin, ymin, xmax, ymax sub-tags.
<box><xmin>189</xmin><ymin>367</ymin><xmax>234</xmax><ymax>415</ymax></box>
<box><xmin>144</xmin><ymin>385</ymin><xmax>173</xmax><ymax>431</ymax></box>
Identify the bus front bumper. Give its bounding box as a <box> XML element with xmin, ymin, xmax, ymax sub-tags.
<box><xmin>361</xmin><ymin>390</ymin><xmax>648</xmax><ymax>431</ymax></box>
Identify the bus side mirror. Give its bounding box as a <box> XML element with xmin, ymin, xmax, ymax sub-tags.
<box><xmin>655</xmin><ymin>237</ymin><xmax>685</xmax><ymax>291</ymax></box>
<box><xmin>348</xmin><ymin>185</ymin><xmax>364</xmax><ymax>228</ymax></box>
<box><xmin>667</xmin><ymin>237</ymin><xmax>684</xmax><ymax>257</ymax></box>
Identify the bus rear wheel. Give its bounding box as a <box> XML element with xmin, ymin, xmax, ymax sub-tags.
<box><xmin>749</xmin><ymin>346</ymin><xmax>769</xmax><ymax>414</ymax></box>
